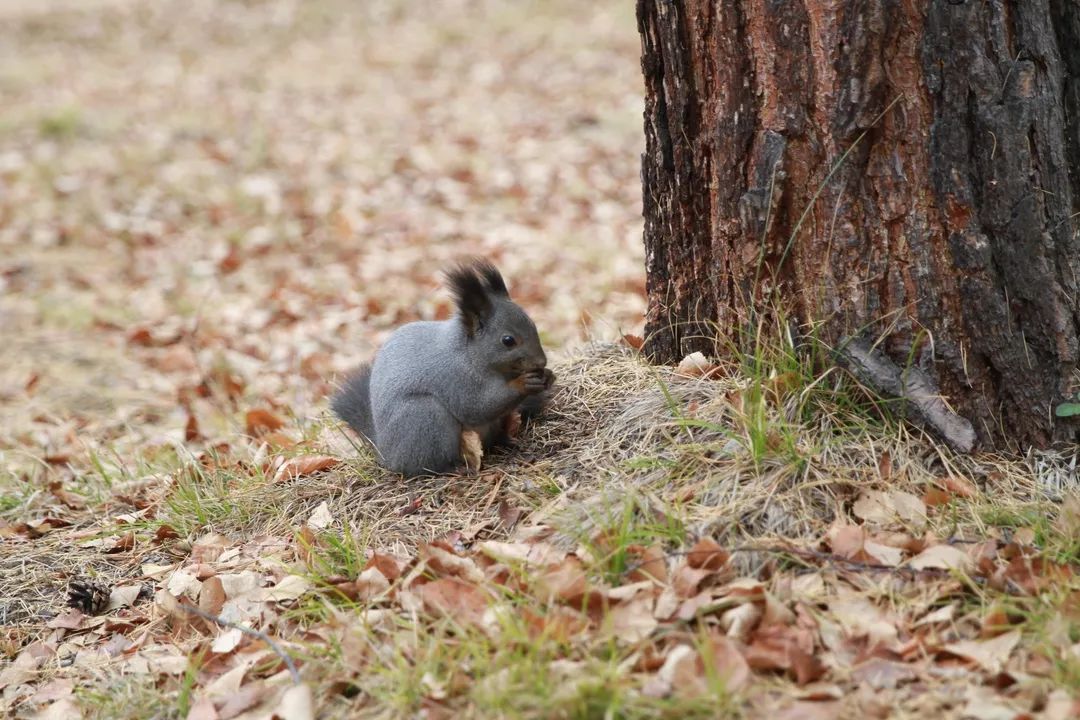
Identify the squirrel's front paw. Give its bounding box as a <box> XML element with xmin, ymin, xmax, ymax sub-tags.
<box><xmin>520</xmin><ymin>369</ymin><xmax>551</xmax><ymax>395</ymax></box>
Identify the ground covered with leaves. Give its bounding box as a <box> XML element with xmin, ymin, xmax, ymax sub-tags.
<box><xmin>3</xmin><ymin>1</ymin><xmax>1080</xmax><ymax>718</ymax></box>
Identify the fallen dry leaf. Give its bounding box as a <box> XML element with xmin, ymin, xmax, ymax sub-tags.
<box><xmin>685</xmin><ymin>537</ymin><xmax>729</xmax><ymax>570</ymax></box>
<box><xmin>647</xmin><ymin>636</ymin><xmax>751</xmax><ymax>698</ymax></box>
<box><xmin>862</xmin><ymin>538</ymin><xmax>904</xmax><ymax>566</ymax></box>
<box><xmin>502</xmin><ymin>411</ymin><xmax>522</xmax><ymax>440</ymax></box>
<box><xmin>996</xmin><ymin>555</ymin><xmax>1073</xmax><ymax>595</ymax></box>
<box><xmin>877</xmin><ymin>450</ymin><xmax>892</xmax><ymax>482</ymax></box>
<box><xmin>522</xmin><ymin>607</ymin><xmax>588</xmax><ymax>644</ymax></box>
<box><xmin>190</xmin><ymin>533</ymin><xmax>232</xmax><ymax>564</ymax></box>
<box><xmin>959</xmin><ymin>684</ymin><xmax>1027</xmax><ymax>720</ymax></box>
<box><xmin>534</xmin><ymin>555</ymin><xmax>589</xmax><ymax>603</ymax></box>
<box><xmin>211</xmin><ymin>627</ymin><xmax>243</xmax><ymax>654</ymax></box>
<box><xmin>47</xmin><ymin>481</ymin><xmax>86</xmax><ymax>510</ymax></box>
<box><xmin>497</xmin><ymin>499</ymin><xmax>523</xmax><ymax>530</ymax></box>
<box><xmin>979</xmin><ymin>604</ymin><xmax>1012</xmax><ymax>638</ymax></box>
<box><xmin>720</xmin><ymin>601</ymin><xmax>762</xmax><ymax>641</ymax></box>
<box><xmin>276</xmin><ymin>683</ymin><xmax>315</xmax><ymax>720</ymax></box>
<box><xmin>941</xmin><ymin>474</ymin><xmax>978</xmax><ymax>497</ymax></box>
<box><xmin>421</xmin><ymin>543</ymin><xmax>485</xmax><ymax>583</ymax></box>
<box><xmin>167</xmin><ymin>569</ymin><xmax>202</xmax><ymax>600</ymax></box>
<box><xmin>261</xmin><ymin>431</ymin><xmax>296</xmax><ymax>449</ymax></box>
<box><xmin>126</xmin><ymin>325</ymin><xmax>182</xmax><ymax>347</ymax></box>
<box><xmin>199</xmin><ymin>576</ymin><xmax>227</xmax><ymax>616</ymax></box>
<box><xmin>245</xmin><ymin>408</ymin><xmax>286</xmax><ymax>436</ymax></box>
<box><xmin>272</xmin><ymin>455</ymin><xmax>341</xmax><ymax>483</ymax></box>
<box><xmin>476</xmin><ymin>540</ymin><xmax>566</xmax><ymax>567</ymax></box>
<box><xmin>460</xmin><ymin>429</ymin><xmax>483</xmax><ymax>472</ymax></box>
<box><xmin>850</xmin><ymin>657</ymin><xmax>919</xmax><ymax>689</ymax></box>
<box><xmin>827</xmin><ymin>524</ymin><xmax>868</xmax><ymax>559</ymax></box>
<box><xmin>185</xmin><ymin>409</ymin><xmax>202</xmax><ymax>442</ymax></box>
<box><xmin>675</xmin><ymin>352</ymin><xmax>721</xmax><ymax>378</ymax></box>
<box><xmin>30</xmin><ymin>697</ymin><xmax>83</xmax><ymax>720</ymax></box>
<box><xmin>204</xmin><ymin>662</ymin><xmax>249</xmax><ymax>699</ymax></box>
<box><xmin>0</xmin><ymin>641</ymin><xmax>55</xmax><ymax>690</ymax></box>
<box><xmin>1043</xmin><ymin>689</ymin><xmax>1080</xmax><ymax>720</ymax></box>
<box><xmin>625</xmin><ymin>544</ymin><xmax>668</xmax><ymax>584</ymax></box>
<box><xmin>28</xmin><ymin>678</ymin><xmax>74</xmax><ymax>706</ymax></box>
<box><xmin>908</xmin><ymin>544</ymin><xmax>973</xmax><ymax>572</ymax></box>
<box><xmin>251</xmin><ymin>575</ymin><xmax>311</xmax><ymax>602</ymax></box>
<box><xmin>830</xmin><ymin>593</ymin><xmax>899</xmax><ymax>649</ymax></box>
<box><xmin>915</xmin><ymin>603</ymin><xmax>957</xmax><ymax>627</ymax></box>
<box><xmin>365</xmin><ymin>553</ymin><xmax>406</xmax><ymax>583</ymax></box>
<box><xmin>417</xmin><ymin>578</ymin><xmax>492</xmax><ymax>628</ymax></box>
<box><xmin>47</xmin><ymin>610</ymin><xmax>86</xmax><ymax>631</ymax></box>
<box><xmin>307</xmin><ymin>501</ymin><xmax>334</xmax><ymax>530</ymax></box>
<box><xmin>940</xmin><ymin>630</ymin><xmax>1021</xmax><ymax>672</ymax></box>
<box><xmin>922</xmin><ymin>487</ymin><xmax>953</xmax><ymax>507</ymax></box>
<box><xmin>1055</xmin><ymin>493</ymin><xmax>1080</xmax><ymax>539</ymax></box>
<box><xmin>743</xmin><ymin>624</ymin><xmax>825</xmax><ymax>685</ymax></box>
<box><xmin>106</xmin><ymin>585</ymin><xmax>143</xmax><ymax>612</ymax></box>
<box><xmin>332</xmin><ymin>566</ymin><xmax>391</xmax><ymax>602</ymax></box>
<box><xmin>852</xmin><ymin>489</ymin><xmax>926</xmax><ymax>529</ymax></box>
<box><xmin>702</xmin><ymin>634</ymin><xmax>752</xmax><ymax>692</ymax></box>
<box><xmin>672</xmin><ymin>564</ymin><xmax>714</xmax><ymax>598</ymax></box>
<box><xmin>606</xmin><ymin>594</ymin><xmax>658</xmax><ymax>643</ymax></box>
<box><xmin>215</xmin><ymin>685</ymin><xmax>268</xmax><ymax>719</ymax></box>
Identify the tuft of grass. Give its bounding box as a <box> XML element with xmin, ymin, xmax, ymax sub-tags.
<box><xmin>38</xmin><ymin>106</ymin><xmax>82</xmax><ymax>139</ymax></box>
<box><xmin>163</xmin><ymin>466</ymin><xmax>244</xmax><ymax>534</ymax></box>
<box><xmin>979</xmin><ymin>500</ymin><xmax>1080</xmax><ymax>564</ymax></box>
<box><xmin>640</xmin><ymin>302</ymin><xmax>902</xmax><ymax>484</ymax></box>
<box><xmin>729</xmin><ymin>311</ymin><xmax>896</xmax><ymax>458</ymax></box>
<box><xmin>571</xmin><ymin>493</ymin><xmax>686</xmax><ymax>584</ymax></box>
<box><xmin>301</xmin><ymin>524</ymin><xmax>372</xmax><ymax>579</ymax></box>
<box><xmin>959</xmin><ymin>585</ymin><xmax>1080</xmax><ymax>691</ymax></box>
<box><xmin>160</xmin><ymin>460</ymin><xmax>277</xmax><ymax>537</ymax></box>
<box><xmin>347</xmin><ymin>606</ymin><xmax>737</xmax><ymax>719</ymax></box>
<box><xmin>175</xmin><ymin>648</ymin><xmax>207</xmax><ymax>718</ymax></box>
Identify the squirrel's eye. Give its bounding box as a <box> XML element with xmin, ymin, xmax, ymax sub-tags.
<box><xmin>501</xmin><ymin>335</ymin><xmax>517</xmax><ymax>348</ymax></box>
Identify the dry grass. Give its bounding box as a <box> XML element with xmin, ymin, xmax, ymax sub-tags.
<box><xmin>3</xmin><ymin>340</ymin><xmax>1070</xmax><ymax>633</ymax></box>
<box><xmin>525</xmin><ymin>345</ymin><xmax>1051</xmax><ymax>547</ymax></box>
<box><xmin>3</xmin><ymin>340</ymin><xmax>1079</xmax><ymax>719</ymax></box>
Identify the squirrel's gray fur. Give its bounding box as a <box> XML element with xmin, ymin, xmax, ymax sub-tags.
<box><xmin>331</xmin><ymin>259</ymin><xmax>553</xmax><ymax>477</ymax></box>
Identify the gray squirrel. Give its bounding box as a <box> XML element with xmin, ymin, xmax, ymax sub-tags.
<box><xmin>331</xmin><ymin>259</ymin><xmax>554</xmax><ymax>477</ymax></box>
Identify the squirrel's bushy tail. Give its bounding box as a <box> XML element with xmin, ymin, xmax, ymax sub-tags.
<box><xmin>332</xmin><ymin>364</ymin><xmax>374</xmax><ymax>441</ymax></box>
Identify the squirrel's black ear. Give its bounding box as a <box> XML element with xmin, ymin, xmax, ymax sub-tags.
<box><xmin>445</xmin><ymin>262</ymin><xmax>494</xmax><ymax>337</ymax></box>
<box><xmin>475</xmin><ymin>260</ymin><xmax>508</xmax><ymax>297</ymax></box>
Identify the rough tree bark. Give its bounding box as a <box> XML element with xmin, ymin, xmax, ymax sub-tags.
<box><xmin>638</xmin><ymin>0</ymin><xmax>1080</xmax><ymax>451</ymax></box>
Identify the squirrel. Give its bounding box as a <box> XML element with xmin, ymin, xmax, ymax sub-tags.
<box><xmin>331</xmin><ymin>259</ymin><xmax>555</xmax><ymax>477</ymax></box>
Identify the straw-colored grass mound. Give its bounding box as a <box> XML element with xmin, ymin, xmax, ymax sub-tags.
<box><xmin>253</xmin><ymin>341</ymin><xmax>1059</xmax><ymax>561</ymax></box>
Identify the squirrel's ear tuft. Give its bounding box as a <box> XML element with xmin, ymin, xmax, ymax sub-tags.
<box><xmin>475</xmin><ymin>260</ymin><xmax>508</xmax><ymax>297</ymax></box>
<box><xmin>445</xmin><ymin>261</ymin><xmax>494</xmax><ymax>337</ymax></box>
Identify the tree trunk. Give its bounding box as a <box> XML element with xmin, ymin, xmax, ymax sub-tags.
<box><xmin>637</xmin><ymin>0</ymin><xmax>1080</xmax><ymax>451</ymax></box>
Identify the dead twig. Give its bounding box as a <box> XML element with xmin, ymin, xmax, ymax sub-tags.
<box><xmin>180</xmin><ymin>604</ymin><xmax>301</xmax><ymax>685</ymax></box>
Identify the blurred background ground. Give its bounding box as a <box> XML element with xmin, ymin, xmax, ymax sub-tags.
<box><xmin>0</xmin><ymin>0</ymin><xmax>645</xmax><ymax>468</ymax></box>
